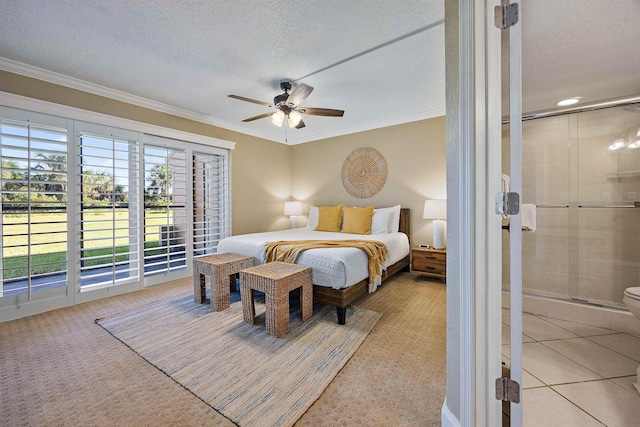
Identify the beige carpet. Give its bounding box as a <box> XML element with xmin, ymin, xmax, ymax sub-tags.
<box><xmin>97</xmin><ymin>295</ymin><xmax>381</xmax><ymax>427</ymax></box>
<box><xmin>0</xmin><ymin>273</ymin><xmax>446</xmax><ymax>426</ymax></box>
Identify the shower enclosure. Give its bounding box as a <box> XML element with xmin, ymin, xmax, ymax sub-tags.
<box><xmin>503</xmin><ymin>99</ymin><xmax>640</xmax><ymax>309</ymax></box>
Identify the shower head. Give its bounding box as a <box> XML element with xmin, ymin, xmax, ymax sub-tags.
<box><xmin>623</xmin><ymin>103</ymin><xmax>640</xmax><ymax>113</ymax></box>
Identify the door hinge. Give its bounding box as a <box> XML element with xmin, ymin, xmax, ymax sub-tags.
<box><xmin>496</xmin><ymin>192</ymin><xmax>520</xmax><ymax>216</ymax></box>
<box><xmin>496</xmin><ymin>377</ymin><xmax>521</xmax><ymax>403</ymax></box>
<box><xmin>494</xmin><ymin>3</ymin><xmax>519</xmax><ymax>29</ymax></box>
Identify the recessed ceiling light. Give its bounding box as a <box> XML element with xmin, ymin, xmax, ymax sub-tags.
<box><xmin>557</xmin><ymin>97</ymin><xmax>581</xmax><ymax>107</ymax></box>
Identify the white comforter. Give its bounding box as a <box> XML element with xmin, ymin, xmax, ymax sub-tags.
<box><xmin>217</xmin><ymin>228</ymin><xmax>410</xmax><ymax>290</ymax></box>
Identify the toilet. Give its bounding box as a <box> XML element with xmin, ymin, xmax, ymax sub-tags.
<box><xmin>624</xmin><ymin>287</ymin><xmax>640</xmax><ymax>319</ymax></box>
<box><xmin>623</xmin><ymin>287</ymin><xmax>640</xmax><ymax>394</ymax></box>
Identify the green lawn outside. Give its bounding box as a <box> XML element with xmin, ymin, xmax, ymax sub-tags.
<box><xmin>3</xmin><ymin>210</ymin><xmax>175</xmax><ymax>257</ymax></box>
<box><xmin>2</xmin><ymin>210</ymin><xmax>179</xmax><ymax>279</ymax></box>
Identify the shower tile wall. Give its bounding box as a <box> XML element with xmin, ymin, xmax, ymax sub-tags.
<box><xmin>503</xmin><ymin>106</ymin><xmax>640</xmax><ymax>307</ymax></box>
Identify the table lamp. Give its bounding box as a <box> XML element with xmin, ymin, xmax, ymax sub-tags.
<box><xmin>284</xmin><ymin>201</ymin><xmax>302</xmax><ymax>229</ymax></box>
<box><xmin>423</xmin><ymin>199</ymin><xmax>447</xmax><ymax>249</ymax></box>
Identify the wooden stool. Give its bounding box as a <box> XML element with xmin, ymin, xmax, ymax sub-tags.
<box><xmin>240</xmin><ymin>261</ymin><xmax>313</xmax><ymax>337</ymax></box>
<box><xmin>193</xmin><ymin>253</ymin><xmax>254</xmax><ymax>311</ymax></box>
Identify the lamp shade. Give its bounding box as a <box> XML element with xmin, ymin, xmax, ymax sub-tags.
<box><xmin>423</xmin><ymin>199</ymin><xmax>447</xmax><ymax>220</ymax></box>
<box><xmin>272</xmin><ymin>110</ymin><xmax>285</xmax><ymax>127</ymax></box>
<box><xmin>284</xmin><ymin>201</ymin><xmax>302</xmax><ymax>216</ymax></box>
<box><xmin>288</xmin><ymin>110</ymin><xmax>302</xmax><ymax>127</ymax></box>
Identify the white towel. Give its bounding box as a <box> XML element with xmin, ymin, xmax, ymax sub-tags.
<box><xmin>501</xmin><ymin>174</ymin><xmax>511</xmax><ymax>219</ymax></box>
<box><xmin>521</xmin><ymin>204</ymin><xmax>536</xmax><ymax>232</ymax></box>
<box><xmin>501</xmin><ymin>174</ymin><xmax>511</xmax><ymax>193</ymax></box>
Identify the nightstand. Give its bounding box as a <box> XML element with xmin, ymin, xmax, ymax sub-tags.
<box><xmin>411</xmin><ymin>247</ymin><xmax>446</xmax><ymax>282</ymax></box>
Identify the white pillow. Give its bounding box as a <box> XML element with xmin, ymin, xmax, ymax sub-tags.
<box><xmin>370</xmin><ymin>210</ymin><xmax>390</xmax><ymax>234</ymax></box>
<box><xmin>373</xmin><ymin>205</ymin><xmax>401</xmax><ymax>233</ymax></box>
<box><xmin>307</xmin><ymin>205</ymin><xmax>319</xmax><ymax>229</ymax></box>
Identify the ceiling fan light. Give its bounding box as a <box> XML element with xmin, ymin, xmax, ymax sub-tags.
<box><xmin>272</xmin><ymin>110</ymin><xmax>284</xmax><ymax>127</ymax></box>
<box><xmin>608</xmin><ymin>137</ymin><xmax>626</xmax><ymax>151</ymax></box>
<box><xmin>628</xmin><ymin>140</ymin><xmax>640</xmax><ymax>149</ymax></box>
<box><xmin>288</xmin><ymin>110</ymin><xmax>302</xmax><ymax>127</ymax></box>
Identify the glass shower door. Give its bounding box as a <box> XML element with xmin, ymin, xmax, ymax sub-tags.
<box><xmin>576</xmin><ymin>106</ymin><xmax>640</xmax><ymax>307</ymax></box>
<box><xmin>502</xmin><ymin>115</ymin><xmax>572</xmax><ymax>300</ymax></box>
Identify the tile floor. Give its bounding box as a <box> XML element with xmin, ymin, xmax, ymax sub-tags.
<box><xmin>502</xmin><ymin>309</ymin><xmax>640</xmax><ymax>426</ymax></box>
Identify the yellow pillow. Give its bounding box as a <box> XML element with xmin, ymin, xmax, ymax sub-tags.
<box><xmin>341</xmin><ymin>206</ymin><xmax>374</xmax><ymax>234</ymax></box>
<box><xmin>315</xmin><ymin>205</ymin><xmax>343</xmax><ymax>232</ymax></box>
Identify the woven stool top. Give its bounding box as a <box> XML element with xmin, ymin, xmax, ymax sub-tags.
<box><xmin>242</xmin><ymin>261</ymin><xmax>310</xmax><ymax>280</ymax></box>
<box><xmin>196</xmin><ymin>253</ymin><xmax>253</xmax><ymax>266</ymax></box>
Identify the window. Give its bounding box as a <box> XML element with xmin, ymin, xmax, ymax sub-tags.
<box><xmin>143</xmin><ymin>144</ymin><xmax>187</xmax><ymax>276</ymax></box>
<box><xmin>193</xmin><ymin>151</ymin><xmax>228</xmax><ymax>257</ymax></box>
<box><xmin>79</xmin><ymin>132</ymin><xmax>140</xmax><ymax>289</ymax></box>
<box><xmin>0</xmin><ymin>99</ymin><xmax>232</xmax><ymax>320</ymax></box>
<box><xmin>1</xmin><ymin>118</ymin><xmax>68</xmax><ymax>298</ymax></box>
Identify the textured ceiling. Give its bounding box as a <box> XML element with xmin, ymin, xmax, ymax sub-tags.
<box><xmin>0</xmin><ymin>1</ymin><xmax>638</xmax><ymax>144</ymax></box>
<box><xmin>519</xmin><ymin>0</ymin><xmax>640</xmax><ymax>113</ymax></box>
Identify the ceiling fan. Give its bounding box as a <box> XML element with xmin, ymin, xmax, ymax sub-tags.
<box><xmin>228</xmin><ymin>82</ymin><xmax>344</xmax><ymax>129</ymax></box>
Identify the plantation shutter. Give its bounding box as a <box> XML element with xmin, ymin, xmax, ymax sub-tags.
<box><xmin>1</xmin><ymin>118</ymin><xmax>69</xmax><ymax>299</ymax></box>
<box><xmin>143</xmin><ymin>144</ymin><xmax>187</xmax><ymax>276</ymax></box>
<box><xmin>78</xmin><ymin>132</ymin><xmax>140</xmax><ymax>289</ymax></box>
<box><xmin>192</xmin><ymin>151</ymin><xmax>228</xmax><ymax>257</ymax></box>
<box><xmin>0</xmin><ymin>102</ymin><xmax>234</xmax><ymax>320</ymax></box>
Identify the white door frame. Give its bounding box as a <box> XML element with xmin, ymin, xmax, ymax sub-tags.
<box><xmin>506</xmin><ymin>1</ymin><xmax>524</xmax><ymax>424</ymax></box>
<box><xmin>442</xmin><ymin>0</ymin><xmax>504</xmax><ymax>425</ymax></box>
<box><xmin>471</xmin><ymin>0</ymin><xmax>504</xmax><ymax>424</ymax></box>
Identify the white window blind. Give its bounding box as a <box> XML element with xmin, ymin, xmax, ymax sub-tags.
<box><xmin>193</xmin><ymin>151</ymin><xmax>228</xmax><ymax>257</ymax></box>
<box><xmin>79</xmin><ymin>133</ymin><xmax>140</xmax><ymax>288</ymax></box>
<box><xmin>0</xmin><ymin>99</ymin><xmax>233</xmax><ymax>320</ymax></box>
<box><xmin>1</xmin><ymin>119</ymin><xmax>68</xmax><ymax>298</ymax></box>
<box><xmin>143</xmin><ymin>145</ymin><xmax>187</xmax><ymax>276</ymax></box>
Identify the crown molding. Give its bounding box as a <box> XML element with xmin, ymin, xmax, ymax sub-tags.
<box><xmin>0</xmin><ymin>57</ymin><xmax>446</xmax><ymax>146</ymax></box>
<box><xmin>285</xmin><ymin>107</ymin><xmax>447</xmax><ymax>145</ymax></box>
<box><xmin>0</xmin><ymin>91</ymin><xmax>236</xmax><ymax>150</ymax></box>
<box><xmin>0</xmin><ymin>57</ymin><xmax>284</xmax><ymax>143</ymax></box>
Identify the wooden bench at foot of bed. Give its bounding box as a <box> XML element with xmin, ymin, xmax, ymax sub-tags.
<box><xmin>313</xmin><ymin>208</ymin><xmax>411</xmax><ymax>325</ymax></box>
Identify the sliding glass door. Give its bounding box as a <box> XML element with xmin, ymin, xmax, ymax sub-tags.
<box><xmin>192</xmin><ymin>150</ymin><xmax>228</xmax><ymax>258</ymax></box>
<box><xmin>0</xmin><ymin>103</ymin><xmax>232</xmax><ymax>319</ymax></box>
<box><xmin>143</xmin><ymin>141</ymin><xmax>187</xmax><ymax>282</ymax></box>
<box><xmin>1</xmin><ymin>112</ymin><xmax>70</xmax><ymax>305</ymax></box>
<box><xmin>76</xmin><ymin>123</ymin><xmax>141</xmax><ymax>298</ymax></box>
<box><xmin>142</xmin><ymin>136</ymin><xmax>230</xmax><ymax>285</ymax></box>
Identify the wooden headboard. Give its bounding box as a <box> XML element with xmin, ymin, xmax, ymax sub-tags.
<box><xmin>399</xmin><ymin>208</ymin><xmax>410</xmax><ymax>243</ymax></box>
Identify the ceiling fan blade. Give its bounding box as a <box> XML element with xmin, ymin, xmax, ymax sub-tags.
<box><xmin>295</xmin><ymin>118</ymin><xmax>306</xmax><ymax>129</ymax></box>
<box><xmin>228</xmin><ymin>94</ymin><xmax>272</xmax><ymax>107</ymax></box>
<box><xmin>299</xmin><ymin>107</ymin><xmax>344</xmax><ymax>117</ymax></box>
<box><xmin>285</xmin><ymin>83</ymin><xmax>314</xmax><ymax>106</ymax></box>
<box><xmin>242</xmin><ymin>112</ymin><xmax>273</xmax><ymax>122</ymax></box>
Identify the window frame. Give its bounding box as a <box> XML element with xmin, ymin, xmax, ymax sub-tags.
<box><xmin>0</xmin><ymin>94</ymin><xmax>233</xmax><ymax>321</ymax></box>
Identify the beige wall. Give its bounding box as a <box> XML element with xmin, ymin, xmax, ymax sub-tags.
<box><xmin>290</xmin><ymin>117</ymin><xmax>447</xmax><ymax>245</ymax></box>
<box><xmin>0</xmin><ymin>70</ymin><xmax>291</xmax><ymax>235</ymax></box>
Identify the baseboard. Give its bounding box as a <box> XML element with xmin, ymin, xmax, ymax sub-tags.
<box><xmin>502</xmin><ymin>291</ymin><xmax>640</xmax><ymax>336</ymax></box>
<box><xmin>441</xmin><ymin>398</ymin><xmax>461</xmax><ymax>427</ymax></box>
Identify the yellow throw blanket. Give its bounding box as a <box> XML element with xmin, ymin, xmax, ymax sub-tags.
<box><xmin>264</xmin><ymin>240</ymin><xmax>388</xmax><ymax>293</ymax></box>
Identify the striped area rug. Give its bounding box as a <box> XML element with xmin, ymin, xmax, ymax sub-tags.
<box><xmin>97</xmin><ymin>293</ymin><xmax>381</xmax><ymax>427</ymax></box>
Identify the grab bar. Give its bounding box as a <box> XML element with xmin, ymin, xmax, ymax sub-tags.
<box><xmin>579</xmin><ymin>204</ymin><xmax>639</xmax><ymax>208</ymax></box>
<box><xmin>531</xmin><ymin>203</ymin><xmax>639</xmax><ymax>208</ymax></box>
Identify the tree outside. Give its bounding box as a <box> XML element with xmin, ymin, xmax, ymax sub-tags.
<box><xmin>2</xmin><ymin>153</ymin><xmax>183</xmax><ymax>288</ymax></box>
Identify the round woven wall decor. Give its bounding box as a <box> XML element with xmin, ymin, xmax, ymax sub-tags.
<box><xmin>341</xmin><ymin>147</ymin><xmax>388</xmax><ymax>199</ymax></box>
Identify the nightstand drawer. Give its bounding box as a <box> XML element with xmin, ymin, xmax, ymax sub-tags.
<box><xmin>412</xmin><ymin>251</ymin><xmax>446</xmax><ymax>263</ymax></box>
<box><xmin>412</xmin><ymin>258</ymin><xmax>446</xmax><ymax>274</ymax></box>
<box><xmin>410</xmin><ymin>247</ymin><xmax>446</xmax><ymax>281</ymax></box>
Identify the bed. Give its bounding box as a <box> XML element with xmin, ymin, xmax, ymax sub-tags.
<box><xmin>217</xmin><ymin>208</ymin><xmax>411</xmax><ymax>324</ymax></box>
